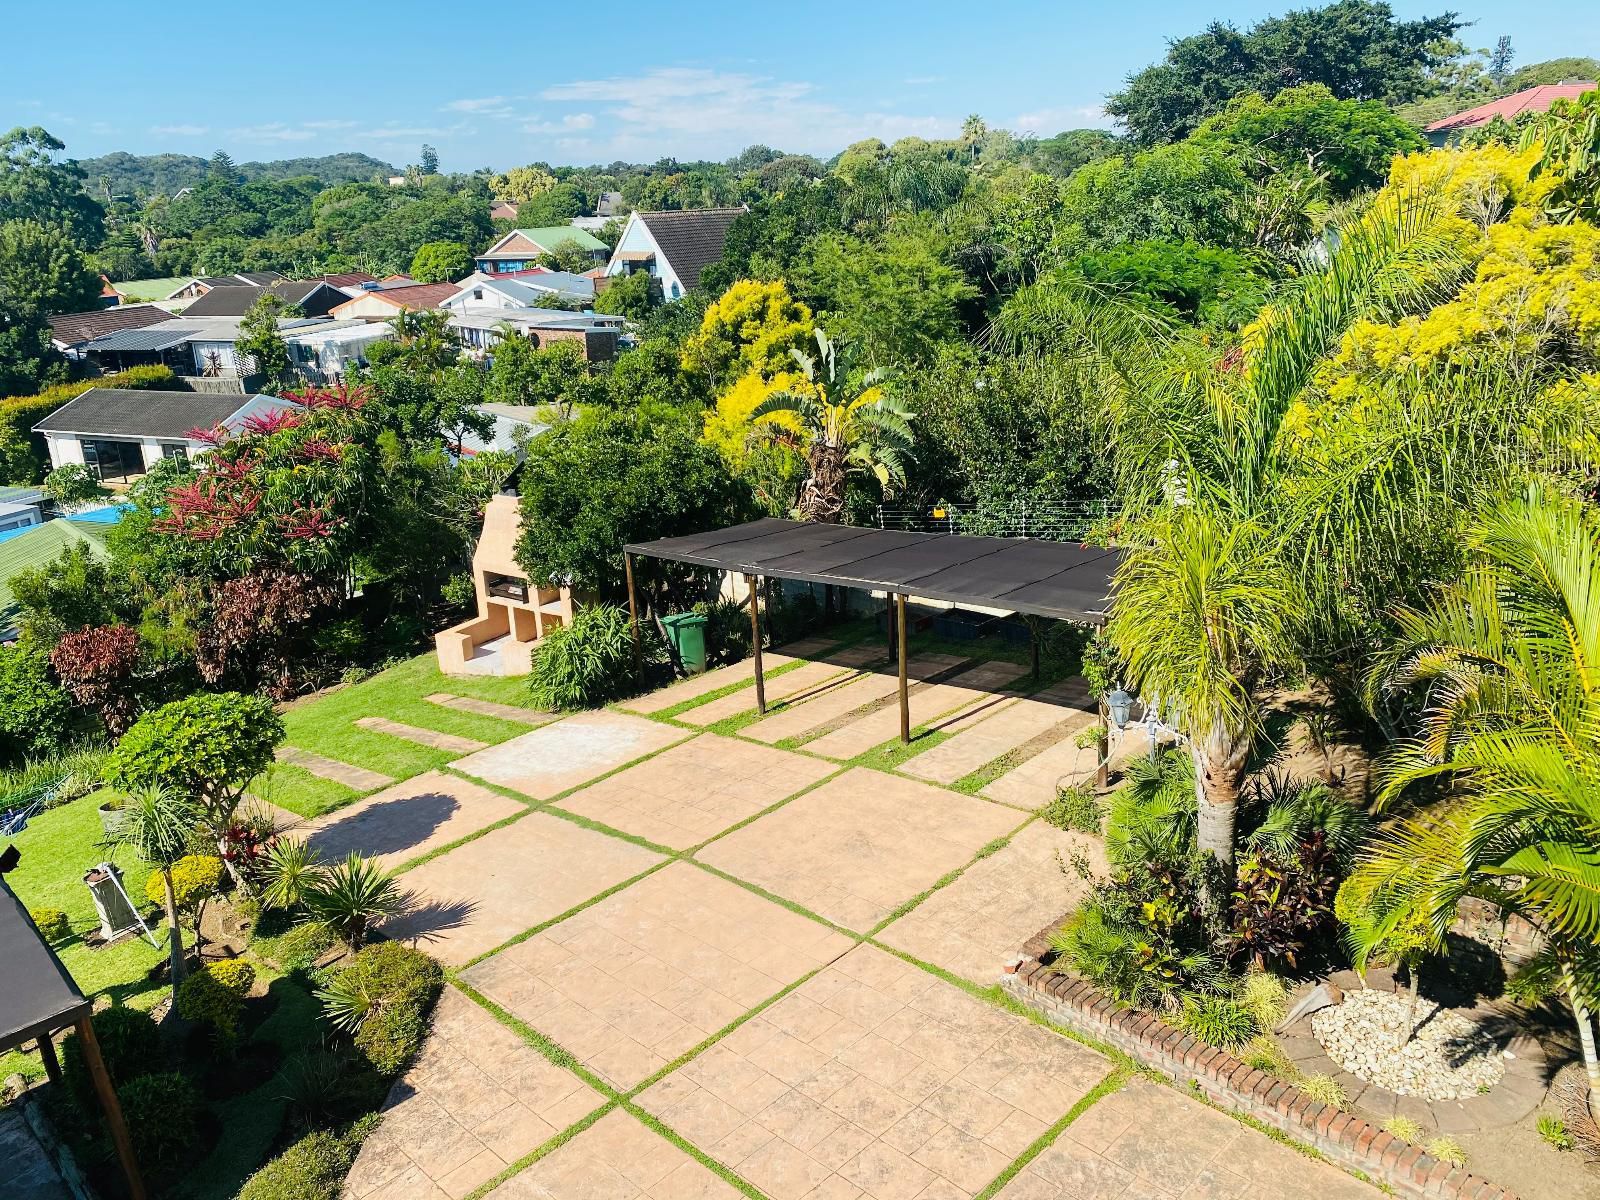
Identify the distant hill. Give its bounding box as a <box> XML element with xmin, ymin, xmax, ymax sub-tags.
<box><xmin>79</xmin><ymin>151</ymin><xmax>399</xmax><ymax>196</ymax></box>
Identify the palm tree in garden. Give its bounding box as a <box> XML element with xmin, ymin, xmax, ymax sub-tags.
<box><xmin>1356</xmin><ymin>489</ymin><xmax>1600</xmax><ymax>1121</ymax></box>
<box><xmin>113</xmin><ymin>785</ymin><xmax>204</xmax><ymax>991</ymax></box>
<box><xmin>1104</xmin><ymin>504</ymin><xmax>1302</xmax><ymax>876</ymax></box>
<box><xmin>751</xmin><ymin>329</ymin><xmax>914</xmax><ymax>523</ymax></box>
<box><xmin>303</xmin><ymin>853</ymin><xmax>405</xmax><ymax>952</ymax></box>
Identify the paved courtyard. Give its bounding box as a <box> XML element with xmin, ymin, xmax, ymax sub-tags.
<box><xmin>342</xmin><ymin>651</ymin><xmax>1384</xmax><ymax>1200</ymax></box>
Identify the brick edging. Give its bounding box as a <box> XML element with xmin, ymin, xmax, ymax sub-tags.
<box><xmin>1004</xmin><ymin>919</ymin><xmax>1519</xmax><ymax>1200</ymax></box>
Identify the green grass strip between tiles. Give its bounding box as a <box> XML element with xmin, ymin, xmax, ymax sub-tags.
<box><xmin>458</xmin><ymin>1099</ymin><xmax>617</xmax><ymax>1200</ymax></box>
<box><xmin>972</xmin><ymin>1067</ymin><xmax>1131</xmax><ymax>1200</ymax></box>
<box><xmin>624</xmin><ymin>1102</ymin><xmax>771</xmax><ymax>1200</ymax></box>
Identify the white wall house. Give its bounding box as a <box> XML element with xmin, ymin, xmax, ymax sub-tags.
<box><xmin>33</xmin><ymin>389</ymin><xmax>296</xmax><ymax>483</ymax></box>
<box><xmin>0</xmin><ymin>487</ymin><xmax>46</xmax><ymax>536</ymax></box>
<box><xmin>601</xmin><ymin>207</ymin><xmax>746</xmax><ymax>300</ymax></box>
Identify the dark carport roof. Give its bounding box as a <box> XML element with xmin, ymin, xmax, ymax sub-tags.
<box><xmin>0</xmin><ymin>877</ymin><xmax>90</xmax><ymax>1053</ymax></box>
<box><xmin>626</xmin><ymin>518</ymin><xmax>1121</xmax><ymax>623</ymax></box>
<box><xmin>33</xmin><ymin>388</ymin><xmax>268</xmax><ymax>440</ymax></box>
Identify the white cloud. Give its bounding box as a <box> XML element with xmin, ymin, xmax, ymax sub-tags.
<box><xmin>303</xmin><ymin>119</ymin><xmax>358</xmax><ymax>130</ymax></box>
<box><xmin>443</xmin><ymin>96</ymin><xmax>515</xmax><ymax>118</ymax></box>
<box><xmin>536</xmin><ymin>67</ymin><xmax>949</xmax><ymax>157</ymax></box>
<box><xmin>520</xmin><ymin>112</ymin><xmax>598</xmax><ymax>135</ymax></box>
<box><xmin>151</xmin><ymin>124</ymin><xmax>209</xmax><ymax>136</ymax></box>
<box><xmin>1012</xmin><ymin>104</ymin><xmax>1112</xmax><ymax>134</ymax></box>
<box><xmin>228</xmin><ymin>123</ymin><xmax>317</xmax><ymax>143</ymax></box>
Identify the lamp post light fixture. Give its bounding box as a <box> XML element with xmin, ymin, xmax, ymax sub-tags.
<box><xmin>1106</xmin><ymin>688</ymin><xmax>1134</xmax><ymax>730</ymax></box>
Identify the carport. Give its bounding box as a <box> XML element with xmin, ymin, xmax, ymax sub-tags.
<box><xmin>623</xmin><ymin>518</ymin><xmax>1121</xmax><ymax>744</ymax></box>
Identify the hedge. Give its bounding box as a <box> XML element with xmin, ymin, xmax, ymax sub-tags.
<box><xmin>236</xmin><ymin>1129</ymin><xmax>357</xmax><ymax>1200</ymax></box>
<box><xmin>0</xmin><ymin>365</ymin><xmax>175</xmax><ymax>484</ymax></box>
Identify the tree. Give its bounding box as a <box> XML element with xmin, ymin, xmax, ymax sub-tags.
<box><xmin>0</xmin><ymin>219</ymin><xmax>102</xmax><ymax>316</ymax></box>
<box><xmin>408</xmin><ymin>240</ymin><xmax>472</xmax><ymax>283</ymax></box>
<box><xmin>680</xmin><ymin>279</ymin><xmax>815</xmax><ymax>393</ymax></box>
<box><xmin>484</xmin><ymin>337</ymin><xmax>603</xmax><ymax>415</ymax></box>
<box><xmin>112</xmin><ymin>785</ymin><xmax>205</xmax><ymax>990</ymax></box>
<box><xmin>42</xmin><ymin>463</ymin><xmax>108</xmax><ymax>505</ymax></box>
<box><xmin>1105</xmin><ymin>2</ymin><xmax>1466</xmax><ymax>145</ymax></box>
<box><xmin>516</xmin><ymin>405</ymin><xmax>755</xmax><ymax>601</ymax></box>
<box><xmin>208</xmin><ymin>150</ymin><xmax>237</xmax><ymax>183</ymax></box>
<box><xmin>0</xmin><ymin>127</ymin><xmax>103</xmax><ymax>245</ymax></box>
<box><xmin>235</xmin><ymin>291</ymin><xmax>292</xmax><ymax>389</ymax></box>
<box><xmin>1357</xmin><ymin>490</ymin><xmax>1600</xmax><ymax>1121</ymax></box>
<box><xmin>110</xmin><ymin>692</ymin><xmax>283</xmax><ymax>887</ymax></box>
<box><xmin>1026</xmin><ymin>129</ymin><xmax>1123</xmax><ymax>177</ymax></box>
<box><xmin>592</xmin><ymin>271</ymin><xmax>657</xmax><ymax>321</ymax></box>
<box><xmin>49</xmin><ymin>623</ymin><xmax>141</xmax><ymax>736</ymax></box>
<box><xmin>419</xmin><ymin>144</ymin><xmax>439</xmax><ymax>176</ymax></box>
<box><xmin>1504</xmin><ymin>57</ymin><xmax>1600</xmax><ymax>92</ymax></box>
<box><xmin>1104</xmin><ymin>506</ymin><xmax>1302</xmax><ymax>877</ymax></box>
<box><xmin>750</xmin><ymin>330</ymin><xmax>915</xmax><ymax>523</ymax></box>
<box><xmin>490</xmin><ymin>164</ymin><xmax>556</xmax><ymax>202</ymax></box>
<box><xmin>1488</xmin><ymin>36</ymin><xmax>1516</xmax><ymax>88</ymax></box>
<box><xmin>1053</xmin><ymin>143</ymin><xmax>1256</xmax><ymax>253</ymax></box>
<box><xmin>1523</xmin><ymin>89</ymin><xmax>1600</xmax><ymax>225</ymax></box>
<box><xmin>0</xmin><ymin>644</ymin><xmax>70</xmax><ymax>759</ymax></box>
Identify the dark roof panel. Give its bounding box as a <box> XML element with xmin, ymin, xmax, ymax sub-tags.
<box><xmin>638</xmin><ymin>207</ymin><xmax>745</xmax><ymax>290</ymax></box>
<box><xmin>627</xmin><ymin>519</ymin><xmax>1120</xmax><ymax>623</ymax></box>
<box><xmin>1</xmin><ymin>877</ymin><xmax>90</xmax><ymax>1052</ymax></box>
<box><xmin>48</xmin><ymin>304</ymin><xmax>177</xmax><ymax>349</ymax></box>
<box><xmin>32</xmin><ymin>388</ymin><xmax>274</xmax><ymax>440</ymax></box>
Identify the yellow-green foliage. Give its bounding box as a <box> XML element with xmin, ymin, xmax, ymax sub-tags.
<box><xmin>145</xmin><ymin>854</ymin><xmax>224</xmax><ymax>915</ymax></box>
<box><xmin>1298</xmin><ymin>1073</ymin><xmax>1349</xmax><ymax>1110</ymax></box>
<box><xmin>701</xmin><ymin>369</ymin><xmax>807</xmax><ymax>467</ymax></box>
<box><xmin>681</xmin><ymin>279</ymin><xmax>815</xmax><ymax>386</ymax></box>
<box><xmin>1237</xmin><ymin>971</ymin><xmax>1288</xmax><ymax>1031</ymax></box>
<box><xmin>1385</xmin><ymin>143</ymin><xmax>1548</xmax><ymax>220</ymax></box>
<box><xmin>29</xmin><ymin>907</ymin><xmax>71</xmax><ymax>943</ymax></box>
<box><xmin>175</xmin><ymin>958</ymin><xmax>256</xmax><ymax>1041</ymax></box>
<box><xmin>1241</xmin><ymin>1035</ymin><xmax>1294</xmax><ymax>1077</ymax></box>
<box><xmin>1383</xmin><ymin>1115</ymin><xmax>1426</xmax><ymax>1143</ymax></box>
<box><xmin>1426</xmin><ymin>1136</ymin><xmax>1467</xmax><ymax>1166</ymax></box>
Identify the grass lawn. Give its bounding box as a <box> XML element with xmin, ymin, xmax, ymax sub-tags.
<box><xmin>0</xmin><ymin>789</ymin><xmax>167</xmax><ymax>1084</ymax></box>
<box><xmin>259</xmin><ymin>654</ymin><xmax>548</xmax><ymax>817</ymax></box>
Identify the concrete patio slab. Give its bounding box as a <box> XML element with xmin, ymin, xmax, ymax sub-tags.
<box><xmin>486</xmin><ymin>1108</ymin><xmax>745</xmax><ymax>1199</ymax></box>
<box><xmin>900</xmin><ymin>691</ymin><xmax>1094</xmax><ymax>787</ymax></box>
<box><xmin>343</xmin><ymin>988</ymin><xmax>603</xmax><ymax>1200</ymax></box>
<box><xmin>878</xmin><ymin>822</ymin><xmax>1106</xmax><ymax>985</ymax></box>
<box><xmin>695</xmin><ymin>768</ymin><xmax>1020</xmax><ymax>931</ymax></box>
<box><xmin>741</xmin><ymin>653</ymin><xmax>968</xmax><ymax>745</ymax></box>
<box><xmin>677</xmin><ymin>644</ymin><xmax>884</xmax><ymax>728</ymax></box>
<box><xmin>995</xmin><ymin>1075</ymin><xmax>1377</xmax><ymax>1200</ymax></box>
<box><xmin>355</xmin><ymin>716</ymin><xmax>489</xmax><ymax>754</ymax></box>
<box><xmin>453</xmin><ymin>711</ymin><xmax>691</xmax><ymax>800</ymax></box>
<box><xmin>381</xmin><ymin>811</ymin><xmax>665</xmax><ymax>964</ymax></box>
<box><xmin>460</xmin><ymin>862</ymin><xmax>853</xmax><ymax>1089</ymax></box>
<box><xmin>620</xmin><ymin>652</ymin><xmax>800</xmax><ymax>714</ymax></box>
<box><xmin>553</xmin><ymin>734</ymin><xmax>838</xmax><ymax>849</ymax></box>
<box><xmin>425</xmin><ymin>693</ymin><xmax>553</xmax><ymax>723</ymax></box>
<box><xmin>802</xmin><ymin>660</ymin><xmax>1029</xmax><ymax>760</ymax></box>
<box><xmin>273</xmin><ymin>744</ymin><xmax>393</xmax><ymax>791</ymax></box>
<box><xmin>299</xmin><ymin>771</ymin><xmax>527</xmax><ymax>872</ymax></box>
<box><xmin>638</xmin><ymin>944</ymin><xmax>1109</xmax><ymax>1200</ymax></box>
<box><xmin>978</xmin><ymin>710</ymin><xmax>1101</xmax><ymax>808</ymax></box>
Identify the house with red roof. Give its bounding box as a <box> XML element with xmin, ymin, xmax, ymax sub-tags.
<box><xmin>1425</xmin><ymin>81</ymin><xmax>1596</xmax><ymax>144</ymax></box>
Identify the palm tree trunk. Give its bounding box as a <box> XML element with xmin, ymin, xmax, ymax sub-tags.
<box><xmin>1561</xmin><ymin>958</ymin><xmax>1600</xmax><ymax>1125</ymax></box>
<box><xmin>161</xmin><ymin>868</ymin><xmax>187</xmax><ymax>989</ymax></box>
<box><xmin>1192</xmin><ymin>746</ymin><xmax>1239</xmax><ymax>873</ymax></box>
<box><xmin>801</xmin><ymin>443</ymin><xmax>847</xmax><ymax>524</ymax></box>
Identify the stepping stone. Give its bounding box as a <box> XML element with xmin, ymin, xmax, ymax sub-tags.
<box><xmin>354</xmin><ymin>716</ymin><xmax>488</xmax><ymax>754</ymax></box>
<box><xmin>901</xmin><ymin>693</ymin><xmax>1089</xmax><ymax>785</ymax></box>
<box><xmin>301</xmin><ymin>771</ymin><xmax>527</xmax><ymax>872</ymax></box>
<box><xmin>676</xmin><ymin>657</ymin><xmax>856</xmax><ymax>726</ymax></box>
<box><xmin>803</xmin><ymin>659</ymin><xmax>1029</xmax><ymax>759</ymax></box>
<box><xmin>740</xmin><ymin>653</ymin><xmax>967</xmax><ymax>744</ymax></box>
<box><xmin>274</xmin><ymin>745</ymin><xmax>394</xmax><ymax>791</ymax></box>
<box><xmin>618</xmin><ymin>652</ymin><xmax>798</xmax><ymax>714</ymax></box>
<box><xmin>424</xmin><ymin>693</ymin><xmax>551</xmax><ymax>723</ymax></box>
<box><xmin>980</xmin><ymin>708</ymin><xmax>1102</xmax><ymax>808</ymax></box>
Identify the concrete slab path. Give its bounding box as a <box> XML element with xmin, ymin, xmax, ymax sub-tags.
<box><xmin>453</xmin><ymin>710</ymin><xmax>691</xmax><ymax>800</ymax></box>
<box><xmin>354</xmin><ymin>716</ymin><xmax>489</xmax><ymax>754</ymax></box>
<box><xmin>801</xmin><ymin>660</ymin><xmax>1029</xmax><ymax>760</ymax></box>
<box><xmin>741</xmin><ymin>654</ymin><xmax>967</xmax><ymax>745</ymax></box>
<box><xmin>273</xmin><ymin>744</ymin><xmax>393</xmax><ymax>791</ymax></box>
<box><xmin>425</xmin><ymin>693</ymin><xmax>552</xmax><ymax>723</ymax></box>
<box><xmin>300</xmin><ymin>770</ymin><xmax>526</xmax><ymax>872</ymax></box>
<box><xmin>620</xmin><ymin>653</ymin><xmax>800</xmax><ymax>715</ymax></box>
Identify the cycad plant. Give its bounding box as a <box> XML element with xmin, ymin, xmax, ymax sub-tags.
<box><xmin>1357</xmin><ymin>489</ymin><xmax>1600</xmax><ymax>1120</ymax></box>
<box><xmin>751</xmin><ymin>329</ymin><xmax>915</xmax><ymax>523</ymax></box>
<box><xmin>112</xmin><ymin>785</ymin><xmax>204</xmax><ymax>990</ymax></box>
<box><xmin>302</xmin><ymin>853</ymin><xmax>404</xmax><ymax>952</ymax></box>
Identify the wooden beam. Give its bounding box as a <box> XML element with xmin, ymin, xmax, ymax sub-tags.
<box><xmin>36</xmin><ymin>1033</ymin><xmax>60</xmax><ymax>1085</ymax></box>
<box><xmin>624</xmin><ymin>552</ymin><xmax>641</xmax><ymax>680</ymax></box>
<box><xmin>747</xmin><ymin>574</ymin><xmax>766</xmax><ymax>715</ymax></box>
<box><xmin>77</xmin><ymin>1015</ymin><xmax>146</xmax><ymax>1200</ymax></box>
<box><xmin>896</xmin><ymin>593</ymin><xmax>910</xmax><ymax>744</ymax></box>
<box><xmin>885</xmin><ymin>593</ymin><xmax>897</xmax><ymax>663</ymax></box>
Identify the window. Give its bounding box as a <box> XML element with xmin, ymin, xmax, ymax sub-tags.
<box><xmin>160</xmin><ymin>443</ymin><xmax>189</xmax><ymax>462</ymax></box>
<box><xmin>473</xmin><ymin>288</ymin><xmax>483</xmax><ymax>300</ymax></box>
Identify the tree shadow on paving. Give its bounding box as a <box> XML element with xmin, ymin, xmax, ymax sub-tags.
<box><xmin>382</xmin><ymin>896</ymin><xmax>479</xmax><ymax>947</ymax></box>
<box><xmin>306</xmin><ymin>791</ymin><xmax>462</xmax><ymax>862</ymax></box>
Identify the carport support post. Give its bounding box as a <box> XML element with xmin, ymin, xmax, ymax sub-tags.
<box><xmin>624</xmin><ymin>552</ymin><xmax>641</xmax><ymax>680</ymax></box>
<box><xmin>747</xmin><ymin>574</ymin><xmax>767</xmax><ymax>715</ymax></box>
<box><xmin>885</xmin><ymin>593</ymin><xmax>897</xmax><ymax>664</ymax></box>
<box><xmin>77</xmin><ymin>1014</ymin><xmax>145</xmax><ymax>1200</ymax></box>
<box><xmin>36</xmin><ymin>1034</ymin><xmax>60</xmax><ymax>1084</ymax></box>
<box><xmin>896</xmin><ymin>592</ymin><xmax>910</xmax><ymax>744</ymax></box>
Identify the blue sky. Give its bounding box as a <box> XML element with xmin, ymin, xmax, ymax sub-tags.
<box><xmin>7</xmin><ymin>1</ymin><xmax>1597</xmax><ymax>169</ymax></box>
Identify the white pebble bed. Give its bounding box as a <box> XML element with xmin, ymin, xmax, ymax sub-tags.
<box><xmin>1312</xmin><ymin>987</ymin><xmax>1506</xmax><ymax>1100</ymax></box>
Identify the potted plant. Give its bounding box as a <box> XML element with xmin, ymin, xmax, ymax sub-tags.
<box><xmin>98</xmin><ymin>793</ymin><xmax>129</xmax><ymax>836</ymax></box>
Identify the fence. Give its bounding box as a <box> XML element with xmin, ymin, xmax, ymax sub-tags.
<box><xmin>872</xmin><ymin>500</ymin><xmax>1113</xmax><ymax>541</ymax></box>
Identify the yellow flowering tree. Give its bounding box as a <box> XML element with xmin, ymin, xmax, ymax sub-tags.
<box><xmin>681</xmin><ymin>279</ymin><xmax>815</xmax><ymax>393</ymax></box>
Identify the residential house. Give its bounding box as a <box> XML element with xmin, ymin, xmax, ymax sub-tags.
<box><xmin>1425</xmin><ymin>81</ymin><xmax>1596</xmax><ymax>144</ymax></box>
<box><xmin>283</xmin><ymin>320</ymin><xmax>396</xmax><ymax>382</ymax></box>
<box><xmin>0</xmin><ymin>486</ymin><xmax>46</xmax><ymax>538</ymax></box>
<box><xmin>602</xmin><ymin>207</ymin><xmax>745</xmax><ymax>299</ymax></box>
<box><xmin>307</xmin><ymin>271</ymin><xmax>380</xmax><ymax>296</ymax></box>
<box><xmin>447</xmin><ymin>308</ymin><xmax>623</xmax><ymax>362</ymax></box>
<box><xmin>474</xmin><ymin>227</ymin><xmax>608</xmax><ymax>275</ymax></box>
<box><xmin>33</xmin><ymin>389</ymin><xmax>296</xmax><ymax>482</ymax></box>
<box><xmin>441</xmin><ymin>271</ymin><xmax>595</xmax><ymax>312</ymax></box>
<box><xmin>597</xmin><ymin>191</ymin><xmax>624</xmax><ymax>217</ymax></box>
<box><xmin>106</xmin><ymin>276</ymin><xmax>201</xmax><ymax>306</ymax></box>
<box><xmin>165</xmin><ymin>272</ymin><xmax>284</xmax><ymax>301</ymax></box>
<box><xmin>179</xmin><ymin>279</ymin><xmax>349</xmax><ymax>319</ymax></box>
<box><xmin>489</xmin><ymin>200</ymin><xmax>520</xmax><ymax>222</ymax></box>
<box><xmin>0</xmin><ymin>518</ymin><xmax>112</xmax><ymax>641</ymax></box>
<box><xmin>47</xmin><ymin>304</ymin><xmax>177</xmax><ymax>359</ymax></box>
<box><xmin>79</xmin><ymin>316</ymin><xmax>332</xmax><ymax>380</ymax></box>
<box><xmin>327</xmin><ymin>281</ymin><xmax>461</xmax><ymax>322</ymax></box>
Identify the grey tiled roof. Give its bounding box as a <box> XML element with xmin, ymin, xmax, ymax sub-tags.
<box><xmin>32</xmin><ymin>389</ymin><xmax>275</xmax><ymax>440</ymax></box>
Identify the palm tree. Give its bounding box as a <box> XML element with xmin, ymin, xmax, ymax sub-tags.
<box><xmin>303</xmin><ymin>853</ymin><xmax>404</xmax><ymax>952</ymax></box>
<box><xmin>1357</xmin><ymin>489</ymin><xmax>1600</xmax><ymax>1120</ymax></box>
<box><xmin>750</xmin><ymin>330</ymin><xmax>914</xmax><ymax>523</ymax></box>
<box><xmin>1104</xmin><ymin>504</ymin><xmax>1302</xmax><ymax>874</ymax></box>
<box><xmin>112</xmin><ymin>785</ymin><xmax>204</xmax><ymax>990</ymax></box>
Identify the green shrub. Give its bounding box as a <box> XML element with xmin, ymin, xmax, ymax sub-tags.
<box><xmin>1041</xmin><ymin>783</ymin><xmax>1102</xmax><ymax>832</ymax></box>
<box><xmin>317</xmin><ymin>942</ymin><xmax>442</xmax><ymax>1075</ymax></box>
<box><xmin>1236</xmin><ymin>971</ymin><xmax>1288</xmax><ymax>1031</ymax></box>
<box><xmin>1383</xmin><ymin>1115</ymin><xmax>1425</xmax><ymax>1143</ymax></box>
<box><xmin>528</xmin><ymin>603</ymin><xmax>642</xmax><ymax>710</ymax></box>
<box><xmin>696</xmin><ymin>598</ymin><xmax>751</xmax><ymax>666</ymax></box>
<box><xmin>1537</xmin><ymin>1113</ymin><xmax>1573</xmax><ymax>1150</ymax></box>
<box><xmin>1427</xmin><ymin>1136</ymin><xmax>1466</xmax><ymax>1166</ymax></box>
<box><xmin>0</xmin><ymin>645</ymin><xmax>72</xmax><ymax>759</ymax></box>
<box><xmin>1241</xmin><ymin>1034</ymin><xmax>1293</xmax><ymax>1076</ymax></box>
<box><xmin>29</xmin><ymin>907</ymin><xmax>71</xmax><ymax>943</ymax></box>
<box><xmin>237</xmin><ymin>1129</ymin><xmax>357</xmax><ymax>1200</ymax></box>
<box><xmin>278</xmin><ymin>1047</ymin><xmax>386</xmax><ymax>1133</ymax></box>
<box><xmin>0</xmin><ymin>366</ymin><xmax>175</xmax><ymax>483</ymax></box>
<box><xmin>254</xmin><ymin>920</ymin><xmax>335</xmax><ymax>973</ymax></box>
<box><xmin>1298</xmin><ymin>1073</ymin><xmax>1348</xmax><ymax>1110</ymax></box>
<box><xmin>61</xmin><ymin>1007</ymin><xmax>163</xmax><ymax>1113</ymax></box>
<box><xmin>175</xmin><ymin>959</ymin><xmax>256</xmax><ymax>1043</ymax></box>
<box><xmin>145</xmin><ymin>854</ymin><xmax>224</xmax><ymax>913</ymax></box>
<box><xmin>1176</xmin><ymin>994</ymin><xmax>1258</xmax><ymax>1050</ymax></box>
<box><xmin>117</xmin><ymin>1072</ymin><xmax>200</xmax><ymax>1172</ymax></box>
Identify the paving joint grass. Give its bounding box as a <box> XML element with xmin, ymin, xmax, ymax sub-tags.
<box><xmin>643</xmin><ymin>657</ymin><xmax>810</xmax><ymax>722</ymax></box>
<box><xmin>972</xmin><ymin>1067</ymin><xmax>1130</xmax><ymax>1200</ymax></box>
<box><xmin>624</xmin><ymin>1103</ymin><xmax>768</xmax><ymax>1200</ymax></box>
<box><xmin>459</xmin><ymin>1098</ymin><xmax>616</xmax><ymax>1200</ymax></box>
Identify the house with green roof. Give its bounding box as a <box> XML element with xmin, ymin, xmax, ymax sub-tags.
<box><xmin>0</xmin><ymin>519</ymin><xmax>110</xmax><ymax>641</ymax></box>
<box><xmin>474</xmin><ymin>227</ymin><xmax>607</xmax><ymax>276</ymax></box>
